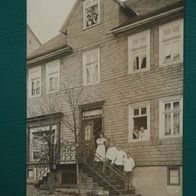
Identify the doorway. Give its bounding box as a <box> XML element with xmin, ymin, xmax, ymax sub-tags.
<box><xmin>81</xmin><ymin>109</ymin><xmax>103</xmax><ymax>152</ymax></box>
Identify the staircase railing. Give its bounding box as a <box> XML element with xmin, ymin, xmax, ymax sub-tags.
<box><xmin>36</xmin><ymin>164</ymin><xmax>50</xmax><ymax>182</ymax></box>
<box><xmin>84</xmin><ymin>162</ymin><xmax>124</xmax><ymax>196</ymax></box>
<box><xmin>34</xmin><ymin>143</ymin><xmax>60</xmax><ymax>184</ymax></box>
<box><xmin>78</xmin><ymin>142</ymin><xmax>128</xmax><ymax>195</ymax></box>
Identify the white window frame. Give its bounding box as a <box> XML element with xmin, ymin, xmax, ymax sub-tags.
<box><xmin>159</xmin><ymin>96</ymin><xmax>183</xmax><ymax>139</ymax></box>
<box><xmin>128</xmin><ymin>102</ymin><xmax>150</xmax><ymax>142</ymax></box>
<box><xmin>167</xmin><ymin>166</ymin><xmax>181</xmax><ymax>186</ymax></box>
<box><xmin>46</xmin><ymin>59</ymin><xmax>60</xmax><ymax>94</ymax></box>
<box><xmin>83</xmin><ymin>48</ymin><xmax>100</xmax><ymax>86</ymax></box>
<box><xmin>128</xmin><ymin>29</ymin><xmax>150</xmax><ymax>74</ymax></box>
<box><xmin>83</xmin><ymin>0</ymin><xmax>100</xmax><ymax>29</ymax></box>
<box><xmin>159</xmin><ymin>19</ymin><xmax>184</xmax><ymax>66</ymax></box>
<box><xmin>29</xmin><ymin>125</ymin><xmax>58</xmax><ymax>162</ymax></box>
<box><xmin>28</xmin><ymin>66</ymin><xmax>41</xmax><ymax>98</ymax></box>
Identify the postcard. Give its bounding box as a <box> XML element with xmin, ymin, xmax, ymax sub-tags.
<box><xmin>26</xmin><ymin>0</ymin><xmax>184</xmax><ymax>196</ymax></box>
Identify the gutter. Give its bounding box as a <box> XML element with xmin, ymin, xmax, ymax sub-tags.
<box><xmin>111</xmin><ymin>6</ymin><xmax>183</xmax><ymax>34</ymax></box>
<box><xmin>27</xmin><ymin>46</ymin><xmax>72</xmax><ymax>66</ymax></box>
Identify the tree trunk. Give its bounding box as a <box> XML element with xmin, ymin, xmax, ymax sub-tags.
<box><xmin>48</xmin><ymin>169</ymin><xmax>55</xmax><ymax>193</ymax></box>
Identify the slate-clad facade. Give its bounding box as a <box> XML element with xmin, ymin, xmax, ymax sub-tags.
<box><xmin>27</xmin><ymin>1</ymin><xmax>183</xmax><ymax>196</ymax></box>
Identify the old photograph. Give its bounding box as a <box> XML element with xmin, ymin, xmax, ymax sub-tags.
<box><xmin>27</xmin><ymin>0</ymin><xmax>184</xmax><ymax>196</ymax></box>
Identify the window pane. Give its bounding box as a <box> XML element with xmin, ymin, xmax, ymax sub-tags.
<box><xmin>165</xmin><ymin>103</ymin><xmax>171</xmax><ymax>111</ymax></box>
<box><xmin>140</xmin><ymin>54</ymin><xmax>146</xmax><ymax>69</ymax></box>
<box><xmin>54</xmin><ymin>75</ymin><xmax>58</xmax><ymax>91</ymax></box>
<box><xmin>86</xmin><ymin>63</ymin><xmax>98</xmax><ymax>84</ymax></box>
<box><xmin>132</xmin><ymin>38</ymin><xmax>139</xmax><ymax>48</ymax></box>
<box><xmin>172</xmin><ymin>25</ymin><xmax>180</xmax><ymax>36</ymax></box>
<box><xmin>173</xmin><ymin>101</ymin><xmax>180</xmax><ymax>110</ymax></box>
<box><xmin>134</xmin><ymin>108</ymin><xmax>139</xmax><ymax>116</ymax></box>
<box><xmin>49</xmin><ymin>77</ymin><xmax>53</xmax><ymax>91</ymax></box>
<box><xmin>134</xmin><ymin>116</ymin><xmax>147</xmax><ymax>130</ymax></box>
<box><xmin>92</xmin><ymin>63</ymin><xmax>98</xmax><ymax>82</ymax></box>
<box><xmin>133</xmin><ymin>116</ymin><xmax>149</xmax><ymax>140</ymax></box>
<box><xmin>36</xmin><ymin>80</ymin><xmax>40</xmax><ymax>94</ymax></box>
<box><xmin>85</xmin><ymin>4</ymin><xmax>99</xmax><ymax>28</ymax></box>
<box><xmin>164</xmin><ymin>113</ymin><xmax>171</xmax><ymax>135</ymax></box>
<box><xmin>28</xmin><ymin>170</ymin><xmax>34</xmax><ymax>178</ymax></box>
<box><xmin>169</xmin><ymin>168</ymin><xmax>179</xmax><ymax>184</ymax></box>
<box><xmin>133</xmin><ymin>53</ymin><xmax>140</xmax><ymax>70</ymax></box>
<box><xmin>163</xmin><ymin>28</ymin><xmax>171</xmax><ymax>39</ymax></box>
<box><xmin>172</xmin><ymin>38</ymin><xmax>181</xmax><ymax>62</ymax></box>
<box><xmin>31</xmin><ymin>81</ymin><xmax>36</xmax><ymax>95</ymax></box>
<box><xmin>140</xmin><ymin>36</ymin><xmax>147</xmax><ymax>47</ymax></box>
<box><xmin>141</xmin><ymin>107</ymin><xmax>147</xmax><ymax>115</ymax></box>
<box><xmin>173</xmin><ymin>112</ymin><xmax>180</xmax><ymax>135</ymax></box>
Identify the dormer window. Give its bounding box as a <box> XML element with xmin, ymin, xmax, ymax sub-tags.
<box><xmin>83</xmin><ymin>0</ymin><xmax>100</xmax><ymax>29</ymax></box>
<box><xmin>159</xmin><ymin>19</ymin><xmax>183</xmax><ymax>66</ymax></box>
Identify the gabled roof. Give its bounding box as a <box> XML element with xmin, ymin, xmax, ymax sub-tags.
<box><xmin>124</xmin><ymin>0</ymin><xmax>182</xmax><ymax>16</ymax></box>
<box><xmin>60</xmin><ymin>0</ymin><xmax>82</xmax><ymax>34</ymax></box>
<box><xmin>111</xmin><ymin>0</ymin><xmax>183</xmax><ymax>34</ymax></box>
<box><xmin>27</xmin><ymin>24</ymin><xmax>42</xmax><ymax>46</ymax></box>
<box><xmin>60</xmin><ymin>0</ymin><xmax>139</xmax><ymax>34</ymax></box>
<box><xmin>27</xmin><ymin>33</ymin><xmax>69</xmax><ymax>60</ymax></box>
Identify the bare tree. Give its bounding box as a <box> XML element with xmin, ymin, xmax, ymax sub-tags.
<box><xmin>60</xmin><ymin>86</ymin><xmax>83</xmax><ymax>194</ymax></box>
<box><xmin>28</xmin><ymin>85</ymin><xmax>83</xmax><ymax>193</ymax></box>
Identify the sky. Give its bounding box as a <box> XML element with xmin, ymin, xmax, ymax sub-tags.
<box><xmin>27</xmin><ymin>0</ymin><xmax>76</xmax><ymax>44</ymax></box>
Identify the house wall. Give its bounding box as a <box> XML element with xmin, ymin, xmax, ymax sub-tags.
<box><xmin>59</xmin><ymin>15</ymin><xmax>183</xmax><ymax>166</ymax></box>
<box><xmin>132</xmin><ymin>166</ymin><xmax>182</xmax><ymax>196</ymax></box>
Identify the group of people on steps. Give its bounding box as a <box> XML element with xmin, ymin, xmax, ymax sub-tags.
<box><xmin>93</xmin><ymin>134</ymin><xmax>135</xmax><ymax>190</ymax></box>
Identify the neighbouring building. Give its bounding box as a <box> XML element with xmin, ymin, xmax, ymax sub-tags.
<box><xmin>27</xmin><ymin>24</ymin><xmax>41</xmax><ymax>56</ymax></box>
<box><xmin>27</xmin><ymin>0</ymin><xmax>183</xmax><ymax>196</ymax></box>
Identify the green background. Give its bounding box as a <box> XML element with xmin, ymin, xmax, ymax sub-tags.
<box><xmin>0</xmin><ymin>0</ymin><xmax>195</xmax><ymax>195</ymax></box>
<box><xmin>0</xmin><ymin>0</ymin><xmax>26</xmax><ymax>196</ymax></box>
<box><xmin>184</xmin><ymin>1</ymin><xmax>196</xmax><ymax>196</ymax></box>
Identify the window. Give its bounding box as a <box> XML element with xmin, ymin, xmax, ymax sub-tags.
<box><xmin>83</xmin><ymin>48</ymin><xmax>100</xmax><ymax>85</ymax></box>
<box><xmin>29</xmin><ymin>125</ymin><xmax>57</xmax><ymax>162</ymax></box>
<box><xmin>83</xmin><ymin>0</ymin><xmax>100</xmax><ymax>29</ymax></box>
<box><xmin>128</xmin><ymin>102</ymin><xmax>150</xmax><ymax>142</ymax></box>
<box><xmin>128</xmin><ymin>30</ymin><xmax>150</xmax><ymax>73</ymax></box>
<box><xmin>167</xmin><ymin>166</ymin><xmax>180</xmax><ymax>186</ymax></box>
<box><xmin>28</xmin><ymin>66</ymin><xmax>41</xmax><ymax>97</ymax></box>
<box><xmin>159</xmin><ymin>96</ymin><xmax>183</xmax><ymax>138</ymax></box>
<box><xmin>46</xmin><ymin>59</ymin><xmax>60</xmax><ymax>93</ymax></box>
<box><xmin>159</xmin><ymin>19</ymin><xmax>183</xmax><ymax>66</ymax></box>
<box><xmin>84</xmin><ymin>122</ymin><xmax>93</xmax><ymax>141</ymax></box>
<box><xmin>27</xmin><ymin>169</ymin><xmax>34</xmax><ymax>179</ymax></box>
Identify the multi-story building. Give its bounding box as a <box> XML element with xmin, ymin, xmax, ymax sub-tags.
<box><xmin>27</xmin><ymin>0</ymin><xmax>183</xmax><ymax>196</ymax></box>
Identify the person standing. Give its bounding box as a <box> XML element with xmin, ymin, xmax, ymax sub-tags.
<box><xmin>94</xmin><ymin>134</ymin><xmax>107</xmax><ymax>162</ymax></box>
<box><xmin>112</xmin><ymin>145</ymin><xmax>126</xmax><ymax>171</ymax></box>
<box><xmin>106</xmin><ymin>142</ymin><xmax>117</xmax><ymax>164</ymax></box>
<box><xmin>123</xmin><ymin>152</ymin><xmax>135</xmax><ymax>190</ymax></box>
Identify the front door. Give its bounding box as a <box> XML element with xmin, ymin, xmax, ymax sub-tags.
<box><xmin>83</xmin><ymin>118</ymin><xmax>103</xmax><ymax>151</ymax></box>
<box><xmin>83</xmin><ymin>120</ymin><xmax>95</xmax><ymax>151</ymax></box>
<box><xmin>81</xmin><ymin>109</ymin><xmax>103</xmax><ymax>152</ymax></box>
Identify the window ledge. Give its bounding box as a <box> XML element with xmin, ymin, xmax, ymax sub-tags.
<box><xmin>83</xmin><ymin>81</ymin><xmax>100</xmax><ymax>87</ymax></box>
<box><xmin>159</xmin><ymin>135</ymin><xmax>183</xmax><ymax>140</ymax></box>
<box><xmin>128</xmin><ymin>68</ymin><xmax>150</xmax><ymax>75</ymax></box>
<box><xmin>83</xmin><ymin>22</ymin><xmax>100</xmax><ymax>31</ymax></box>
<box><xmin>28</xmin><ymin>94</ymin><xmax>41</xmax><ymax>99</ymax></box>
<box><xmin>159</xmin><ymin>61</ymin><xmax>183</xmax><ymax>67</ymax></box>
